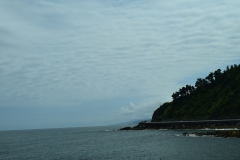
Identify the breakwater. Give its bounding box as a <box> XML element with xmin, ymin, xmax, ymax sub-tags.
<box><xmin>134</xmin><ymin>119</ymin><xmax>240</xmax><ymax>130</ymax></box>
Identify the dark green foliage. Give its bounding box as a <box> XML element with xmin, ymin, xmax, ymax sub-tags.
<box><xmin>152</xmin><ymin>64</ymin><xmax>240</xmax><ymax>122</ymax></box>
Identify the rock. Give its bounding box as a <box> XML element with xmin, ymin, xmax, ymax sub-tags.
<box><xmin>183</xmin><ymin>130</ymin><xmax>240</xmax><ymax>138</ymax></box>
<box><xmin>119</xmin><ymin>127</ymin><xmax>132</xmax><ymax>130</ymax></box>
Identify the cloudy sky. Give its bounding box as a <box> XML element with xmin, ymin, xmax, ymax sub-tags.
<box><xmin>1</xmin><ymin>0</ymin><xmax>240</xmax><ymax>130</ymax></box>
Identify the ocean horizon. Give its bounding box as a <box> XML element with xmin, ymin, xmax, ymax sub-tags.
<box><xmin>1</xmin><ymin>126</ymin><xmax>240</xmax><ymax>160</ymax></box>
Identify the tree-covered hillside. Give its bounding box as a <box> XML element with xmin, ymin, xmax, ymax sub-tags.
<box><xmin>152</xmin><ymin>64</ymin><xmax>240</xmax><ymax>122</ymax></box>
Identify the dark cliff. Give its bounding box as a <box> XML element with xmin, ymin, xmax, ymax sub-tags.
<box><xmin>152</xmin><ymin>64</ymin><xmax>240</xmax><ymax>122</ymax></box>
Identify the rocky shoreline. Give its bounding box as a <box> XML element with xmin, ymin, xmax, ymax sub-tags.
<box><xmin>183</xmin><ymin>130</ymin><xmax>240</xmax><ymax>138</ymax></box>
<box><xmin>119</xmin><ymin>122</ymin><xmax>240</xmax><ymax>138</ymax></box>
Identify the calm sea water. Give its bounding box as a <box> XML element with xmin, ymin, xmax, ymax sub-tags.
<box><xmin>0</xmin><ymin>126</ymin><xmax>240</xmax><ymax>160</ymax></box>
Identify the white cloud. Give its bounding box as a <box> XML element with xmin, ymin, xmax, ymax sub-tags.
<box><xmin>0</xmin><ymin>0</ymin><xmax>240</xmax><ymax>109</ymax></box>
<box><xmin>119</xmin><ymin>100</ymin><xmax>162</xmax><ymax>120</ymax></box>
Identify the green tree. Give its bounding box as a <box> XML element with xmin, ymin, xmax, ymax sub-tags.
<box><xmin>214</xmin><ymin>69</ymin><xmax>221</xmax><ymax>81</ymax></box>
<box><xmin>205</xmin><ymin>72</ymin><xmax>214</xmax><ymax>84</ymax></box>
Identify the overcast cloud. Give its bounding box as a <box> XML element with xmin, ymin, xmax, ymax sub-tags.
<box><xmin>0</xmin><ymin>0</ymin><xmax>240</xmax><ymax>130</ymax></box>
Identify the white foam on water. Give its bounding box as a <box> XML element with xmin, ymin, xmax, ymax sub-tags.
<box><xmin>186</xmin><ymin>134</ymin><xmax>199</xmax><ymax>137</ymax></box>
<box><xmin>175</xmin><ymin>134</ymin><xmax>182</xmax><ymax>137</ymax></box>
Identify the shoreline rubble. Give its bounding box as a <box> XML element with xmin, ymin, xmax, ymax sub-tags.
<box><xmin>119</xmin><ymin>121</ymin><xmax>240</xmax><ymax>138</ymax></box>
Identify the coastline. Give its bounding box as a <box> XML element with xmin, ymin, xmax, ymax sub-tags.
<box><xmin>119</xmin><ymin>120</ymin><xmax>240</xmax><ymax>138</ymax></box>
<box><xmin>183</xmin><ymin>130</ymin><xmax>240</xmax><ymax>138</ymax></box>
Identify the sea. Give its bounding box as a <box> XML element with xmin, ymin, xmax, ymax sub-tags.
<box><xmin>0</xmin><ymin>126</ymin><xmax>240</xmax><ymax>160</ymax></box>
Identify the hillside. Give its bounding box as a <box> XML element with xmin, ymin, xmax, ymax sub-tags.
<box><xmin>152</xmin><ymin>64</ymin><xmax>240</xmax><ymax>122</ymax></box>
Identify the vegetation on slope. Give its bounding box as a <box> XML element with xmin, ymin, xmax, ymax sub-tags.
<box><xmin>152</xmin><ymin>64</ymin><xmax>240</xmax><ymax>122</ymax></box>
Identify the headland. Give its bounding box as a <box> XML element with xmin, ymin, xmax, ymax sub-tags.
<box><xmin>120</xmin><ymin>119</ymin><xmax>240</xmax><ymax>138</ymax></box>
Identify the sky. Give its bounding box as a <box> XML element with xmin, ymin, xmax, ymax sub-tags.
<box><xmin>1</xmin><ymin>0</ymin><xmax>240</xmax><ymax>130</ymax></box>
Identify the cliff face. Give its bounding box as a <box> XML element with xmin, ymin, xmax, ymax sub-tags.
<box><xmin>152</xmin><ymin>64</ymin><xmax>240</xmax><ymax>122</ymax></box>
